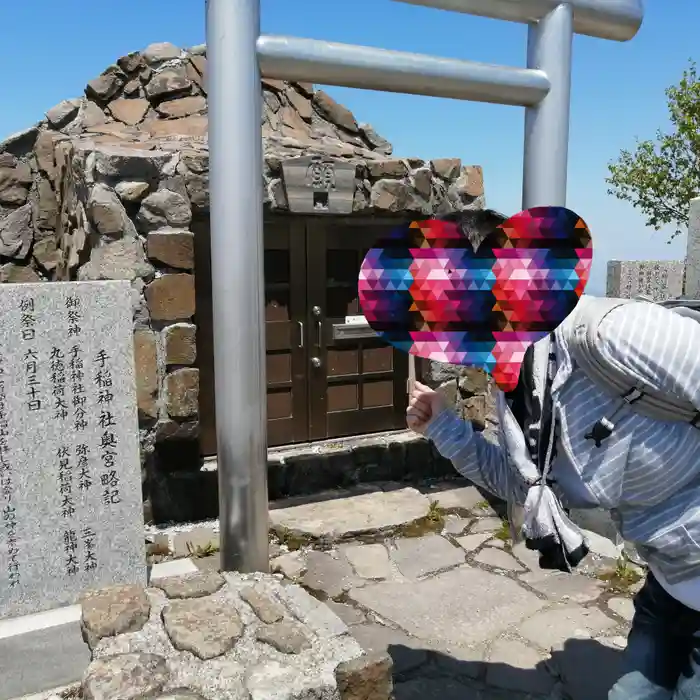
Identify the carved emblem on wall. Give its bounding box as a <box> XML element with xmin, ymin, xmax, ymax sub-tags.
<box><xmin>281</xmin><ymin>155</ymin><xmax>355</xmax><ymax>215</ymax></box>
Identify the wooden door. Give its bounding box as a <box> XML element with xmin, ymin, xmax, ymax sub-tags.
<box><xmin>264</xmin><ymin>219</ymin><xmax>308</xmax><ymax>446</ymax></box>
<box><xmin>195</xmin><ymin>215</ymin><xmax>309</xmax><ymax>454</ymax></box>
<box><xmin>305</xmin><ymin>218</ymin><xmax>409</xmax><ymax>441</ymax></box>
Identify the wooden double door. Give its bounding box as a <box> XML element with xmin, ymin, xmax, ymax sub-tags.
<box><xmin>197</xmin><ymin>215</ymin><xmax>409</xmax><ymax>454</ymax></box>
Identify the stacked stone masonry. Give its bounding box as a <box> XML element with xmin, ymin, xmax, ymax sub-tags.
<box><xmin>0</xmin><ymin>40</ymin><xmax>492</xmax><ymax>520</ymax></box>
<box><xmin>77</xmin><ymin>571</ymin><xmax>392</xmax><ymax>700</ymax></box>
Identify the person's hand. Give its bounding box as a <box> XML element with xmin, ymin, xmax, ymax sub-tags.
<box><xmin>406</xmin><ymin>381</ymin><xmax>447</xmax><ymax>434</ymax></box>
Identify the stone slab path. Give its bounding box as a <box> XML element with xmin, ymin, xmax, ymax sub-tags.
<box><xmin>194</xmin><ymin>481</ymin><xmax>642</xmax><ymax>700</ymax></box>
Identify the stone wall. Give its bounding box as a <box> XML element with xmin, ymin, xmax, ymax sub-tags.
<box><xmin>0</xmin><ymin>41</ymin><xmax>493</xmax><ymax>522</ymax></box>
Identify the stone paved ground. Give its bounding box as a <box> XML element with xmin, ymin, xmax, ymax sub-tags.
<box><xmin>192</xmin><ymin>481</ymin><xmax>643</xmax><ymax>700</ymax></box>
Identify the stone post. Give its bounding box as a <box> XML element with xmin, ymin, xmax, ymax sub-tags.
<box><xmin>685</xmin><ymin>197</ymin><xmax>700</xmax><ymax>299</ymax></box>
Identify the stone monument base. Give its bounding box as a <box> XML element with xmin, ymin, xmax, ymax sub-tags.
<box><xmin>77</xmin><ymin>571</ymin><xmax>392</xmax><ymax>700</ymax></box>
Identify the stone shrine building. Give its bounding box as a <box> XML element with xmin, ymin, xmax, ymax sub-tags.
<box><xmin>0</xmin><ymin>42</ymin><xmax>491</xmax><ymax>523</ymax></box>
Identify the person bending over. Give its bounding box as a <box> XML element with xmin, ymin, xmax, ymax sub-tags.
<box><xmin>407</xmin><ymin>208</ymin><xmax>700</xmax><ymax>700</ymax></box>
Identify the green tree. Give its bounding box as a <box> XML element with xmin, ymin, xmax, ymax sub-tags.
<box><xmin>606</xmin><ymin>60</ymin><xmax>700</xmax><ymax>241</ymax></box>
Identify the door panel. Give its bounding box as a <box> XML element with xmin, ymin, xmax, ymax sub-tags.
<box><xmin>306</xmin><ymin>218</ymin><xmax>409</xmax><ymax>441</ymax></box>
<box><xmin>264</xmin><ymin>220</ymin><xmax>308</xmax><ymax>447</ymax></box>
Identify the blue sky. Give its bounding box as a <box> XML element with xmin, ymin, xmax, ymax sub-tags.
<box><xmin>0</xmin><ymin>1</ymin><xmax>695</xmax><ymax>294</ymax></box>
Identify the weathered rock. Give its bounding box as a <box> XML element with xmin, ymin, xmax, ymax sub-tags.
<box><xmin>367</xmin><ymin>159</ymin><xmax>408</xmax><ymax>178</ymax></box>
<box><xmin>156</xmin><ymin>96</ymin><xmax>207</xmax><ymax>119</ymax></box>
<box><xmin>86</xmin><ymin>70</ymin><xmax>125</xmax><ymax>102</ymax></box>
<box><xmin>34</xmin><ymin>130</ymin><xmax>56</xmax><ymax>177</ymax></box>
<box><xmin>92</xmin><ymin>146</ymin><xmax>172</xmax><ymax>181</ymax></box>
<box><xmin>164</xmin><ymin>323</ymin><xmax>197</xmax><ymax>365</ymax></box>
<box><xmin>33</xmin><ymin>178</ymin><xmax>58</xmax><ymax>230</ymax></box>
<box><xmin>142</xmin><ymin>42</ymin><xmax>182</xmax><ymax>64</ymax></box>
<box><xmin>82</xmin><ymin>653</ymin><xmax>169</xmax><ymax>700</ymax></box>
<box><xmin>0</xmin><ymin>162</ymin><xmax>32</xmax><ymax>204</ymax></box>
<box><xmin>154</xmin><ymin>571</ymin><xmax>225</xmax><ymax>599</ymax></box>
<box><xmin>115</xmin><ymin>180</ymin><xmax>150</xmax><ymax>202</ymax></box>
<box><xmin>0</xmin><ymin>203</ymin><xmax>33</xmax><ymax>258</ymax></box>
<box><xmin>0</xmin><ymin>262</ymin><xmax>41</xmax><ymax>283</ymax></box>
<box><xmin>411</xmin><ymin>167</ymin><xmax>432</xmax><ymax>198</ymax></box>
<box><xmin>109</xmin><ymin>98</ymin><xmax>150</xmax><ymax>125</ymax></box>
<box><xmin>46</xmin><ymin>99</ymin><xmax>80</xmax><ymax>129</ymax></box>
<box><xmin>147</xmin><ymin>229</ymin><xmax>194</xmax><ymax>269</ymax></box>
<box><xmin>335</xmin><ymin>652</ymin><xmax>393</xmax><ymax>700</ymax></box>
<box><xmin>262</xmin><ymin>78</ymin><xmax>286</xmax><ymax>92</ymax></box>
<box><xmin>80</xmin><ymin>584</ymin><xmax>151</xmax><ymax>650</ymax></box>
<box><xmin>123</xmin><ymin>79</ymin><xmax>142</xmax><ymax>97</ymax></box>
<box><xmin>240</xmin><ymin>586</ymin><xmax>286</xmax><ymax>623</ymax></box>
<box><xmin>81</xmin><ymin>100</ymin><xmax>108</xmax><ymax>128</ymax></box>
<box><xmin>359</xmin><ymin>123</ymin><xmax>392</xmax><ymax>154</ymax></box>
<box><xmin>133</xmin><ymin>329</ymin><xmax>158</xmax><ymax>418</ymax></box>
<box><xmin>162</xmin><ymin>597</ymin><xmax>243</xmax><ymax>660</ymax></box>
<box><xmin>181</xmin><ymin>150</ymin><xmax>208</xmax><ymax>173</ymax></box>
<box><xmin>155</xmin><ymin>419</ymin><xmax>199</xmax><ymax>442</ymax></box>
<box><xmin>164</xmin><ymin>368</ymin><xmax>199</xmax><ymax>418</ymax></box>
<box><xmin>0</xmin><ymin>125</ymin><xmax>39</xmax><ymax>157</ymax></box>
<box><xmin>184</xmin><ymin>172</ymin><xmax>208</xmax><ymax>211</ymax></box>
<box><xmin>145</xmin><ymin>273</ymin><xmax>196</xmax><ymax>320</ymax></box>
<box><xmin>145</xmin><ymin>69</ymin><xmax>192</xmax><ymax>101</ymax></box>
<box><xmin>256</xmin><ymin>620</ymin><xmax>311</xmax><ymax>654</ymax></box>
<box><xmin>137</xmin><ymin>189</ymin><xmax>192</xmax><ymax>231</ymax></box>
<box><xmin>117</xmin><ymin>51</ymin><xmax>145</xmax><ymax>74</ymax></box>
<box><xmin>371</xmin><ymin>179</ymin><xmax>418</xmax><ymax>212</ymax></box>
<box><xmin>313</xmin><ymin>91</ymin><xmax>359</xmax><ymax>132</ymax></box>
<box><xmin>0</xmin><ymin>153</ymin><xmax>16</xmax><ymax>167</ymax></box>
<box><xmin>431</xmin><ymin>158</ymin><xmax>462</xmax><ymax>180</ymax></box>
<box><xmin>87</xmin><ymin>183</ymin><xmax>136</xmax><ymax>237</ymax></box>
<box><xmin>286</xmin><ymin>89</ymin><xmax>313</xmax><ymax>121</ymax></box>
<box><xmin>78</xmin><ymin>237</ymin><xmax>155</xmax><ymax>282</ymax></box>
<box><xmin>188</xmin><ymin>55</ymin><xmax>207</xmax><ymax>86</ymax></box>
<box><xmin>32</xmin><ymin>236</ymin><xmax>62</xmax><ymax>271</ymax></box>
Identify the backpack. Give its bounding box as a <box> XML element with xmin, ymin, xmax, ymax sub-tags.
<box><xmin>568</xmin><ymin>296</ymin><xmax>700</xmax><ymax>447</ymax></box>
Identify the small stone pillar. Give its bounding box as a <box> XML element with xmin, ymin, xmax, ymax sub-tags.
<box><xmin>685</xmin><ymin>197</ymin><xmax>700</xmax><ymax>299</ymax></box>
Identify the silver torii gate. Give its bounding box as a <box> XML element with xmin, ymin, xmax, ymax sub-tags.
<box><xmin>205</xmin><ymin>0</ymin><xmax>644</xmax><ymax>572</ymax></box>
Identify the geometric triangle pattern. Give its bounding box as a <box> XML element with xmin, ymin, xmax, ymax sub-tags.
<box><xmin>358</xmin><ymin>207</ymin><xmax>593</xmax><ymax>392</ymax></box>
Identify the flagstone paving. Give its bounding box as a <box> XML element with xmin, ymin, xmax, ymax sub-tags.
<box><xmin>190</xmin><ymin>480</ymin><xmax>644</xmax><ymax>700</ymax></box>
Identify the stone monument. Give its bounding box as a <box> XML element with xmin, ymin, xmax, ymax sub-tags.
<box><xmin>0</xmin><ymin>280</ymin><xmax>145</xmax><ymax>619</ymax></box>
<box><xmin>686</xmin><ymin>197</ymin><xmax>700</xmax><ymax>299</ymax></box>
<box><xmin>606</xmin><ymin>259</ymin><xmax>684</xmax><ymax>300</ymax></box>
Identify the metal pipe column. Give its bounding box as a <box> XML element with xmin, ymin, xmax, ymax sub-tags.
<box><xmin>206</xmin><ymin>0</ymin><xmax>269</xmax><ymax>572</ymax></box>
<box><xmin>522</xmin><ymin>3</ymin><xmax>574</xmax><ymax>209</ymax></box>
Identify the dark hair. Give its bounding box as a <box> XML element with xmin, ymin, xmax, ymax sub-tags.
<box><xmin>439</xmin><ymin>208</ymin><xmax>508</xmax><ymax>249</ymax></box>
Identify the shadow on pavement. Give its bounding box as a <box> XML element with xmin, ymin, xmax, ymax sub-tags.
<box><xmin>389</xmin><ymin>637</ymin><xmax>625</xmax><ymax>700</ymax></box>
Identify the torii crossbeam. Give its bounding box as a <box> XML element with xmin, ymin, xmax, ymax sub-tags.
<box><xmin>204</xmin><ymin>0</ymin><xmax>644</xmax><ymax>572</ymax></box>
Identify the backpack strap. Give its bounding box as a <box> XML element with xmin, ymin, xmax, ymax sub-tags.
<box><xmin>568</xmin><ymin>297</ymin><xmax>700</xmax><ymax>446</ymax></box>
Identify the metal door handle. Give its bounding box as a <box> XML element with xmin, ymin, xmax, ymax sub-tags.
<box><xmin>311</xmin><ymin>356</ymin><xmax>322</xmax><ymax>368</ymax></box>
<box><xmin>297</xmin><ymin>321</ymin><xmax>304</xmax><ymax>348</ymax></box>
<box><xmin>317</xmin><ymin>321</ymin><xmax>323</xmax><ymax>347</ymax></box>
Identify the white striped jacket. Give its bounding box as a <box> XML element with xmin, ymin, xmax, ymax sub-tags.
<box><xmin>424</xmin><ymin>298</ymin><xmax>700</xmax><ymax>584</ymax></box>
